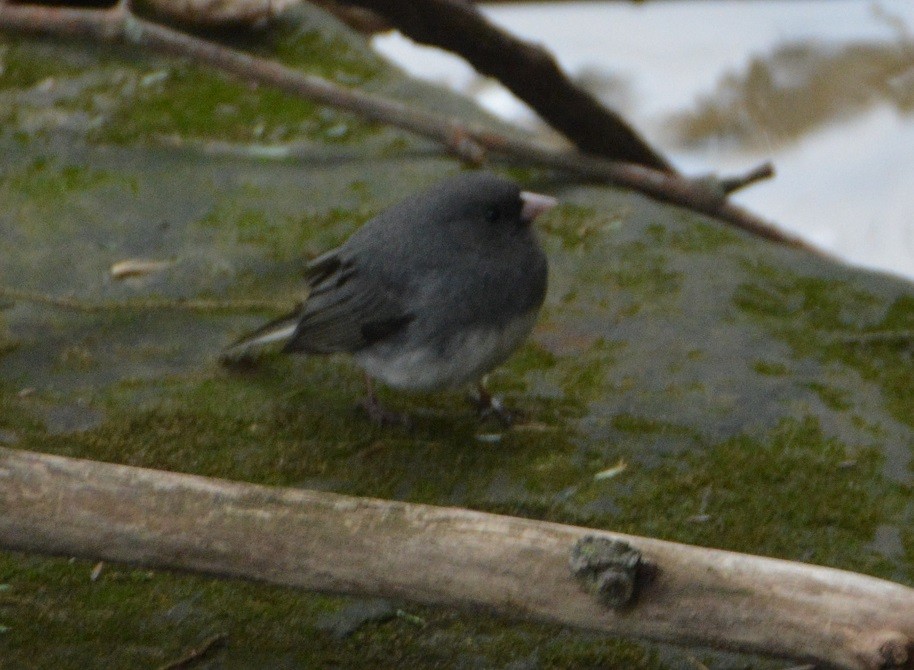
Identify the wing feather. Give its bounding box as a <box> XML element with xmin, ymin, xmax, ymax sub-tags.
<box><xmin>284</xmin><ymin>253</ymin><xmax>411</xmax><ymax>354</ymax></box>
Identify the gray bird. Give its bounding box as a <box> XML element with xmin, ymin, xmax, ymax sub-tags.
<box><xmin>222</xmin><ymin>171</ymin><xmax>556</xmax><ymax>424</ymax></box>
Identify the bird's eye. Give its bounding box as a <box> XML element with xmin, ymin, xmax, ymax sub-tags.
<box><xmin>485</xmin><ymin>206</ymin><xmax>501</xmax><ymax>223</ymax></box>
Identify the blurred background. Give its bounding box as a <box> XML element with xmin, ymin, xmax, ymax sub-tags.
<box><xmin>374</xmin><ymin>0</ymin><xmax>914</xmax><ymax>280</ymax></box>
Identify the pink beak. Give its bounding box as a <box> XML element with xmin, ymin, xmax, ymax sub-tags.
<box><xmin>520</xmin><ymin>190</ymin><xmax>558</xmax><ymax>224</ymax></box>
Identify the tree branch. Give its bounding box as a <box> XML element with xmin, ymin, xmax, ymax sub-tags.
<box><xmin>1</xmin><ymin>446</ymin><xmax>913</xmax><ymax>670</ymax></box>
<box><xmin>0</xmin><ymin>3</ymin><xmax>810</xmax><ymax>251</ymax></box>
<box><xmin>0</xmin><ymin>3</ymin><xmax>488</xmax><ymax>162</ymax></box>
<box><xmin>338</xmin><ymin>0</ymin><xmax>674</xmax><ymax>172</ymax></box>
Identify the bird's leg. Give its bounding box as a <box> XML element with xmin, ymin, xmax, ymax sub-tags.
<box><xmin>470</xmin><ymin>378</ymin><xmax>514</xmax><ymax>426</ymax></box>
<box><xmin>358</xmin><ymin>374</ymin><xmax>410</xmax><ymax>427</ymax></box>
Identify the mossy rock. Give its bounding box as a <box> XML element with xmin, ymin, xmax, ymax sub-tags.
<box><xmin>1</xmin><ymin>5</ymin><xmax>912</xmax><ymax>668</ymax></box>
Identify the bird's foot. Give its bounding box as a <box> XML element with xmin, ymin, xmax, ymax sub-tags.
<box><xmin>218</xmin><ymin>350</ymin><xmax>264</xmax><ymax>371</ymax></box>
<box><xmin>358</xmin><ymin>396</ymin><xmax>411</xmax><ymax>427</ymax></box>
<box><xmin>469</xmin><ymin>383</ymin><xmax>516</xmax><ymax>427</ymax></box>
<box><xmin>359</xmin><ymin>374</ymin><xmax>410</xmax><ymax>427</ymax></box>
<box><xmin>479</xmin><ymin>397</ymin><xmax>515</xmax><ymax>427</ymax></box>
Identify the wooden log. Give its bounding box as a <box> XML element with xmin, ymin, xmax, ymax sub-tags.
<box><xmin>0</xmin><ymin>446</ymin><xmax>912</xmax><ymax>669</ymax></box>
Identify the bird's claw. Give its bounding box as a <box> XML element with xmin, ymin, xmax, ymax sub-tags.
<box><xmin>470</xmin><ymin>390</ymin><xmax>515</xmax><ymax>427</ymax></box>
<box><xmin>358</xmin><ymin>396</ymin><xmax>411</xmax><ymax>427</ymax></box>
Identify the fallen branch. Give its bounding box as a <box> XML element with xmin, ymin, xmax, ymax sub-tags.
<box><xmin>0</xmin><ymin>2</ymin><xmax>813</xmax><ymax>251</ymax></box>
<box><xmin>1</xmin><ymin>446</ymin><xmax>912</xmax><ymax>669</ymax></box>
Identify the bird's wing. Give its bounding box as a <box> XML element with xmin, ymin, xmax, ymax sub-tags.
<box><xmin>303</xmin><ymin>248</ymin><xmax>346</xmax><ymax>286</ymax></box>
<box><xmin>221</xmin><ymin>249</ymin><xmax>411</xmax><ymax>361</ymax></box>
<box><xmin>284</xmin><ymin>251</ymin><xmax>414</xmax><ymax>354</ymax></box>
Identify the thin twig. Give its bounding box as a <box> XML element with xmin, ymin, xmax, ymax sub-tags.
<box><xmin>156</xmin><ymin>632</ymin><xmax>228</xmax><ymax>670</ymax></box>
<box><xmin>0</xmin><ymin>3</ymin><xmax>809</xmax><ymax>251</ymax></box>
<box><xmin>0</xmin><ymin>287</ymin><xmax>287</xmax><ymax>314</ymax></box>
<box><xmin>0</xmin><ymin>4</ymin><xmax>487</xmax><ymax>163</ymax></box>
<box><xmin>719</xmin><ymin>162</ymin><xmax>775</xmax><ymax>195</ymax></box>
<box><xmin>483</xmin><ymin>141</ymin><xmax>804</xmax><ymax>248</ymax></box>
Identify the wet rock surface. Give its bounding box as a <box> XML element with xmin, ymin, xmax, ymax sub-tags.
<box><xmin>1</xmin><ymin>5</ymin><xmax>912</xmax><ymax>668</ymax></box>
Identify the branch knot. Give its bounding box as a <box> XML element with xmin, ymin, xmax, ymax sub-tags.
<box><xmin>569</xmin><ymin>536</ymin><xmax>649</xmax><ymax>610</ymax></box>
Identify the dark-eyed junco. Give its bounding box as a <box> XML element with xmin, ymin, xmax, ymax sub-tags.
<box><xmin>222</xmin><ymin>171</ymin><xmax>556</xmax><ymax>424</ymax></box>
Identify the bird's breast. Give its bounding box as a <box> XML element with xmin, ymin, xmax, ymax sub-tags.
<box><xmin>353</xmin><ymin>309</ymin><xmax>540</xmax><ymax>391</ymax></box>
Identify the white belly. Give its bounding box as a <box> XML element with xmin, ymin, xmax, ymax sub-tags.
<box><xmin>353</xmin><ymin>311</ymin><xmax>539</xmax><ymax>392</ymax></box>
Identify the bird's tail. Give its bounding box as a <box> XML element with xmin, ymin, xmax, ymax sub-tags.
<box><xmin>220</xmin><ymin>310</ymin><xmax>300</xmax><ymax>363</ymax></box>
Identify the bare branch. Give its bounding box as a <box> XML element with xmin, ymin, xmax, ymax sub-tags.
<box><xmin>0</xmin><ymin>3</ymin><xmax>487</xmax><ymax>162</ymax></box>
<box><xmin>141</xmin><ymin>0</ymin><xmax>299</xmax><ymax>25</ymax></box>
<box><xmin>338</xmin><ymin>0</ymin><xmax>674</xmax><ymax>171</ymax></box>
<box><xmin>1</xmin><ymin>446</ymin><xmax>913</xmax><ymax>670</ymax></box>
<box><xmin>719</xmin><ymin>161</ymin><xmax>775</xmax><ymax>195</ymax></box>
<box><xmin>0</xmin><ymin>3</ymin><xmax>808</xmax><ymax>251</ymax></box>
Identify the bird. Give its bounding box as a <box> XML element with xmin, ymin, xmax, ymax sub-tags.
<box><xmin>222</xmin><ymin>171</ymin><xmax>556</xmax><ymax>424</ymax></box>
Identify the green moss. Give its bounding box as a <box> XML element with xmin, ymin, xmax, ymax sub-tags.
<box><xmin>833</xmin><ymin>338</ymin><xmax>914</xmax><ymax>433</ymax></box>
<box><xmin>603</xmin><ymin>240</ymin><xmax>682</xmax><ymax>299</ymax></box>
<box><xmin>97</xmin><ymin>64</ymin><xmax>378</xmax><ymax>145</ymax></box>
<box><xmin>1</xmin><ymin>24</ymin><xmax>385</xmax><ymax>147</ymax></box>
<box><xmin>733</xmin><ymin>281</ymin><xmax>801</xmax><ymax>320</ymax></box>
<box><xmin>193</xmin><ymin>197</ymin><xmax>369</xmax><ymax>266</ymax></box>
<box><xmin>881</xmin><ymin>296</ymin><xmax>914</xmax><ymax>330</ymax></box>
<box><xmin>269</xmin><ymin>25</ymin><xmax>381</xmax><ymax>83</ymax></box>
<box><xmin>612</xmin><ymin>418</ymin><xmax>906</xmax><ymax>577</ymax></box>
<box><xmin>55</xmin><ymin>344</ymin><xmax>98</xmax><ymax>372</ymax></box>
<box><xmin>733</xmin><ymin>269</ymin><xmax>914</xmax><ymax>432</ymax></box>
<box><xmin>806</xmin><ymin>382</ymin><xmax>852</xmax><ymax>412</ymax></box>
<box><xmin>508</xmin><ymin>341</ymin><xmax>559</xmax><ymax>373</ymax></box>
<box><xmin>610</xmin><ymin>413</ymin><xmax>698</xmax><ymax>439</ymax></box>
<box><xmin>4</xmin><ymin>158</ymin><xmax>115</xmax><ymax>200</ymax></box>
<box><xmin>540</xmin><ymin>204</ymin><xmax>625</xmax><ymax>250</ymax></box>
<box><xmin>0</xmin><ymin>40</ymin><xmax>84</xmax><ymax>90</ymax></box>
<box><xmin>733</xmin><ymin>268</ymin><xmax>879</xmax><ymax>333</ymax></box>
<box><xmin>752</xmin><ymin>359</ymin><xmax>789</xmax><ymax>376</ymax></box>
<box><xmin>0</xmin><ymin>339</ymin><xmax>20</xmax><ymax>358</ymax></box>
<box><xmin>665</xmin><ymin>216</ymin><xmax>742</xmax><ymax>252</ymax></box>
<box><xmin>3</xmin><ymin>9</ymin><xmax>914</xmax><ymax>667</ymax></box>
<box><xmin>0</xmin><ymin>359</ymin><xmax>678</xmax><ymax>668</ymax></box>
<box><xmin>554</xmin><ymin>340</ymin><xmax>624</xmax><ymax>404</ymax></box>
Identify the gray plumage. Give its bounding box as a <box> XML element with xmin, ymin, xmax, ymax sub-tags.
<box><xmin>224</xmin><ymin>171</ymin><xmax>552</xmax><ymax>395</ymax></box>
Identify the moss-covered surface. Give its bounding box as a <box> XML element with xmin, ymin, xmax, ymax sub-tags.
<box><xmin>1</xmin><ymin>5</ymin><xmax>914</xmax><ymax>669</ymax></box>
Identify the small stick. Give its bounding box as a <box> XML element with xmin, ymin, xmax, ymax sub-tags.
<box><xmin>0</xmin><ymin>3</ymin><xmax>809</xmax><ymax>251</ymax></box>
<box><xmin>719</xmin><ymin>161</ymin><xmax>775</xmax><ymax>195</ymax></box>
<box><xmin>0</xmin><ymin>287</ymin><xmax>287</xmax><ymax>314</ymax></box>
<box><xmin>156</xmin><ymin>632</ymin><xmax>228</xmax><ymax>670</ymax></box>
